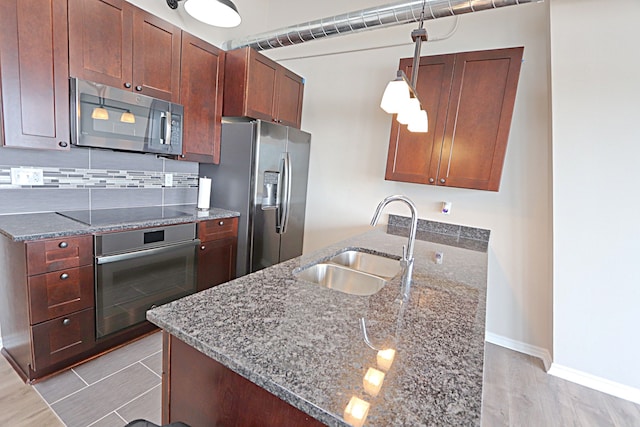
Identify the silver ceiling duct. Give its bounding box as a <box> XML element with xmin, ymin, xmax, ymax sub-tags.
<box><xmin>223</xmin><ymin>0</ymin><xmax>541</xmax><ymax>51</ymax></box>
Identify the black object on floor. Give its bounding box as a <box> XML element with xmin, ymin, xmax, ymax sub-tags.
<box><xmin>124</xmin><ymin>420</ymin><xmax>190</xmax><ymax>427</ymax></box>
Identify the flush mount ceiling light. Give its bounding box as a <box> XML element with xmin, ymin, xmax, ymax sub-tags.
<box><xmin>380</xmin><ymin>1</ymin><xmax>429</xmax><ymax>133</ymax></box>
<box><xmin>166</xmin><ymin>0</ymin><xmax>241</xmax><ymax>28</ymax></box>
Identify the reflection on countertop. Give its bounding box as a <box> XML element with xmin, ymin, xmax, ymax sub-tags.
<box><xmin>148</xmin><ymin>219</ymin><xmax>490</xmax><ymax>426</ymax></box>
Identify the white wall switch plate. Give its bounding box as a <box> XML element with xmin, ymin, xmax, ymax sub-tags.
<box><xmin>164</xmin><ymin>173</ymin><xmax>173</xmax><ymax>187</ymax></box>
<box><xmin>10</xmin><ymin>167</ymin><xmax>44</xmax><ymax>186</ymax></box>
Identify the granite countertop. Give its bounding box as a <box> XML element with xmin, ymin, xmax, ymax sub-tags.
<box><xmin>147</xmin><ymin>221</ymin><xmax>489</xmax><ymax>427</ymax></box>
<box><xmin>0</xmin><ymin>205</ymin><xmax>240</xmax><ymax>241</ymax></box>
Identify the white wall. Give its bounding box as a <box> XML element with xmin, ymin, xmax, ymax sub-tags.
<box><xmin>550</xmin><ymin>0</ymin><xmax>640</xmax><ymax>395</ymax></box>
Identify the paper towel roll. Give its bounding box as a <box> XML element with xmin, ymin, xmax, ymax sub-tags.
<box><xmin>197</xmin><ymin>177</ymin><xmax>211</xmax><ymax>210</ymax></box>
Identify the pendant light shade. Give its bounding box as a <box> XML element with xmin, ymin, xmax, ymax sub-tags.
<box><xmin>120</xmin><ymin>111</ymin><xmax>136</xmax><ymax>124</ymax></box>
<box><xmin>91</xmin><ymin>107</ymin><xmax>109</xmax><ymax>120</ymax></box>
<box><xmin>380</xmin><ymin>78</ymin><xmax>410</xmax><ymax>115</ymax></box>
<box><xmin>183</xmin><ymin>0</ymin><xmax>241</xmax><ymax>28</ymax></box>
<box><xmin>380</xmin><ymin>1</ymin><xmax>429</xmax><ymax>133</ymax></box>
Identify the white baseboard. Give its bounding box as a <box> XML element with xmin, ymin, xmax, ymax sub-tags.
<box><xmin>548</xmin><ymin>363</ymin><xmax>640</xmax><ymax>405</ymax></box>
<box><xmin>485</xmin><ymin>332</ymin><xmax>640</xmax><ymax>405</ymax></box>
<box><xmin>485</xmin><ymin>332</ymin><xmax>553</xmax><ymax>371</ymax></box>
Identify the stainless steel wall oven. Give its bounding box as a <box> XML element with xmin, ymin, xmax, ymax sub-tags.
<box><xmin>94</xmin><ymin>223</ymin><xmax>199</xmax><ymax>339</ymax></box>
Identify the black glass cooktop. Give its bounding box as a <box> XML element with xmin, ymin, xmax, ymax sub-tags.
<box><xmin>57</xmin><ymin>205</ymin><xmax>195</xmax><ymax>226</ymax></box>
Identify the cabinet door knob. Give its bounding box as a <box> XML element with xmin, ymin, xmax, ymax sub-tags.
<box><xmin>429</xmin><ymin>178</ymin><xmax>435</xmax><ymax>183</ymax></box>
<box><xmin>440</xmin><ymin>178</ymin><xmax>446</xmax><ymax>184</ymax></box>
<box><xmin>62</xmin><ymin>318</ymin><xmax>71</xmax><ymax>326</ymax></box>
<box><xmin>201</xmin><ymin>245</ymin><xmax>206</xmax><ymax>250</ymax></box>
<box><xmin>58</xmin><ymin>141</ymin><xmax>68</xmax><ymax>148</ymax></box>
<box><xmin>135</xmin><ymin>85</ymin><xmax>143</xmax><ymax>91</ymax></box>
<box><xmin>218</xmin><ymin>221</ymin><xmax>224</xmax><ymax>226</ymax></box>
<box><xmin>58</xmin><ymin>241</ymin><xmax>68</xmax><ymax>248</ymax></box>
<box><xmin>60</xmin><ymin>273</ymin><xmax>69</xmax><ymax>280</ymax></box>
<box><xmin>124</xmin><ymin>82</ymin><xmax>132</xmax><ymax>88</ymax></box>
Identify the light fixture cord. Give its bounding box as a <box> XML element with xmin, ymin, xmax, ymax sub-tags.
<box><xmin>410</xmin><ymin>1</ymin><xmax>428</xmax><ymax>88</ymax></box>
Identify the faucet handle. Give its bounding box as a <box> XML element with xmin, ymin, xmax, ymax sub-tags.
<box><xmin>402</xmin><ymin>244</ymin><xmax>407</xmax><ymax>261</ymax></box>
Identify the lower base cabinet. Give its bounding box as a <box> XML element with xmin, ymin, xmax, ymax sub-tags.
<box><xmin>162</xmin><ymin>332</ymin><xmax>325</xmax><ymax>427</ymax></box>
<box><xmin>197</xmin><ymin>217</ymin><xmax>238</xmax><ymax>291</ymax></box>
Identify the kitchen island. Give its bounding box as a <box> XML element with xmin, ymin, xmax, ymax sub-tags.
<box><xmin>147</xmin><ymin>215</ymin><xmax>490</xmax><ymax>426</ymax></box>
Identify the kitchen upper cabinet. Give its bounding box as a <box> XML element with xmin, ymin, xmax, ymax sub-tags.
<box><xmin>224</xmin><ymin>47</ymin><xmax>304</xmax><ymax>128</ymax></box>
<box><xmin>386</xmin><ymin>47</ymin><xmax>524</xmax><ymax>191</ymax></box>
<box><xmin>179</xmin><ymin>34</ymin><xmax>225</xmax><ymax>164</ymax></box>
<box><xmin>0</xmin><ymin>0</ymin><xmax>70</xmax><ymax>150</ymax></box>
<box><xmin>68</xmin><ymin>0</ymin><xmax>181</xmax><ymax>103</ymax></box>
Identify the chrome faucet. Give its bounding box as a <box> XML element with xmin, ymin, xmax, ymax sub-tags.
<box><xmin>370</xmin><ymin>195</ymin><xmax>418</xmax><ymax>296</ymax></box>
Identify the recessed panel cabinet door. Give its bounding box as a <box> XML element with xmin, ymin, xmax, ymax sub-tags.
<box><xmin>0</xmin><ymin>0</ymin><xmax>70</xmax><ymax>150</ymax></box>
<box><xmin>180</xmin><ymin>33</ymin><xmax>224</xmax><ymax>163</ymax></box>
<box><xmin>275</xmin><ymin>68</ymin><xmax>304</xmax><ymax>128</ymax></box>
<box><xmin>132</xmin><ymin>9</ymin><xmax>181</xmax><ymax>102</ymax></box>
<box><xmin>68</xmin><ymin>0</ymin><xmax>133</xmax><ymax>90</ymax></box>
<box><xmin>440</xmin><ymin>48</ymin><xmax>523</xmax><ymax>191</ymax></box>
<box><xmin>385</xmin><ymin>55</ymin><xmax>455</xmax><ymax>184</ymax></box>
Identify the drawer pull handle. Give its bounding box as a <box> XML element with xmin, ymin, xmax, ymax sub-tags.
<box><xmin>60</xmin><ymin>273</ymin><xmax>69</xmax><ymax>280</ymax></box>
<box><xmin>62</xmin><ymin>318</ymin><xmax>71</xmax><ymax>326</ymax></box>
<box><xmin>218</xmin><ymin>221</ymin><xmax>224</xmax><ymax>226</ymax></box>
<box><xmin>58</xmin><ymin>241</ymin><xmax>68</xmax><ymax>248</ymax></box>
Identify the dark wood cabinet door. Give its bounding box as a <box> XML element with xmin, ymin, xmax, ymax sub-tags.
<box><xmin>385</xmin><ymin>54</ymin><xmax>455</xmax><ymax>184</ymax></box>
<box><xmin>197</xmin><ymin>237</ymin><xmax>237</xmax><ymax>292</ymax></box>
<box><xmin>245</xmin><ymin>50</ymin><xmax>279</xmax><ymax>121</ymax></box>
<box><xmin>132</xmin><ymin>9</ymin><xmax>181</xmax><ymax>102</ymax></box>
<box><xmin>197</xmin><ymin>217</ymin><xmax>238</xmax><ymax>291</ymax></box>
<box><xmin>31</xmin><ymin>308</ymin><xmax>95</xmax><ymax>372</ymax></box>
<box><xmin>275</xmin><ymin>68</ymin><xmax>304</xmax><ymax>128</ymax></box>
<box><xmin>164</xmin><ymin>333</ymin><xmax>325</xmax><ymax>426</ymax></box>
<box><xmin>28</xmin><ymin>265</ymin><xmax>95</xmax><ymax>325</ymax></box>
<box><xmin>26</xmin><ymin>235</ymin><xmax>93</xmax><ymax>276</ymax></box>
<box><xmin>0</xmin><ymin>0</ymin><xmax>70</xmax><ymax>150</ymax></box>
<box><xmin>440</xmin><ymin>47</ymin><xmax>523</xmax><ymax>191</ymax></box>
<box><xmin>180</xmin><ymin>33</ymin><xmax>224</xmax><ymax>163</ymax></box>
<box><xmin>68</xmin><ymin>0</ymin><xmax>133</xmax><ymax>90</ymax></box>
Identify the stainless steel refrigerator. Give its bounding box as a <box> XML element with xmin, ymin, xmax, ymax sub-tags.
<box><xmin>200</xmin><ymin>120</ymin><xmax>311</xmax><ymax>277</ymax></box>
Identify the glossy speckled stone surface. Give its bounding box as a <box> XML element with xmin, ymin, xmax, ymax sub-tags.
<box><xmin>148</xmin><ymin>224</ymin><xmax>489</xmax><ymax>427</ymax></box>
<box><xmin>0</xmin><ymin>205</ymin><xmax>239</xmax><ymax>241</ymax></box>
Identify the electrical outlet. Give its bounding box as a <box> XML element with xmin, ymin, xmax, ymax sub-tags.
<box><xmin>164</xmin><ymin>173</ymin><xmax>173</xmax><ymax>187</ymax></box>
<box><xmin>10</xmin><ymin>167</ymin><xmax>44</xmax><ymax>186</ymax></box>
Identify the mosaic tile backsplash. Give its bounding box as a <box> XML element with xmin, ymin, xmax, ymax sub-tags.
<box><xmin>0</xmin><ymin>167</ymin><xmax>197</xmax><ymax>189</ymax></box>
<box><xmin>0</xmin><ymin>146</ymin><xmax>199</xmax><ymax>215</ymax></box>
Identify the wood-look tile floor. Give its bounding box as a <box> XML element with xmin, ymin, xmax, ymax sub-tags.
<box><xmin>1</xmin><ymin>338</ymin><xmax>639</xmax><ymax>426</ymax></box>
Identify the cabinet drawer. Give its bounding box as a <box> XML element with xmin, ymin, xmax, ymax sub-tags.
<box><xmin>26</xmin><ymin>235</ymin><xmax>93</xmax><ymax>275</ymax></box>
<box><xmin>198</xmin><ymin>217</ymin><xmax>238</xmax><ymax>242</ymax></box>
<box><xmin>28</xmin><ymin>265</ymin><xmax>95</xmax><ymax>324</ymax></box>
<box><xmin>31</xmin><ymin>308</ymin><xmax>95</xmax><ymax>371</ymax></box>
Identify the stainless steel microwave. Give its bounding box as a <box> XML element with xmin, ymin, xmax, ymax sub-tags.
<box><xmin>70</xmin><ymin>77</ymin><xmax>183</xmax><ymax>156</ymax></box>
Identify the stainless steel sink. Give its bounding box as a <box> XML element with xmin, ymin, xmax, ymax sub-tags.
<box><xmin>294</xmin><ymin>263</ymin><xmax>387</xmax><ymax>296</ymax></box>
<box><xmin>328</xmin><ymin>250</ymin><xmax>400</xmax><ymax>279</ymax></box>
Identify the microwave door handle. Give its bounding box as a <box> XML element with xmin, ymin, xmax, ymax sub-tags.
<box><xmin>159</xmin><ymin>112</ymin><xmax>172</xmax><ymax>145</ymax></box>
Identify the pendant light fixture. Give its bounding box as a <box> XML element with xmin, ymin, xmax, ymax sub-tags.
<box><xmin>166</xmin><ymin>0</ymin><xmax>241</xmax><ymax>28</ymax></box>
<box><xmin>380</xmin><ymin>1</ymin><xmax>428</xmax><ymax>133</ymax></box>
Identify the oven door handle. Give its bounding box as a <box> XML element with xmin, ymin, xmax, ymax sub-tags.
<box><xmin>96</xmin><ymin>239</ymin><xmax>201</xmax><ymax>265</ymax></box>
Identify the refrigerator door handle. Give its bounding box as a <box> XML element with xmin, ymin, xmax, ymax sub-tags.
<box><xmin>277</xmin><ymin>152</ymin><xmax>292</xmax><ymax>234</ymax></box>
